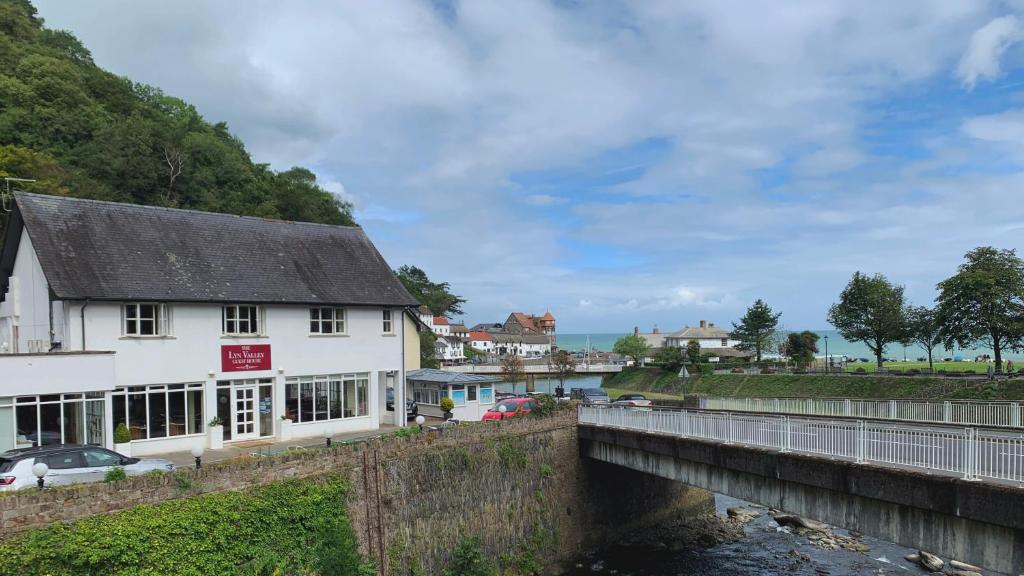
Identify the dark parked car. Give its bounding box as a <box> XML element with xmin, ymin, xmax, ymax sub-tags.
<box><xmin>0</xmin><ymin>445</ymin><xmax>174</xmax><ymax>491</ymax></box>
<box><xmin>385</xmin><ymin>388</ymin><xmax>418</xmax><ymax>419</ymax></box>
<box><xmin>570</xmin><ymin>388</ymin><xmax>611</xmax><ymax>404</ymax></box>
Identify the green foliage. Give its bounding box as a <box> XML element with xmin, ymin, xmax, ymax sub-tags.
<box><xmin>0</xmin><ymin>4</ymin><xmax>353</xmax><ymax>250</ymax></box>
<box><xmin>539</xmin><ymin>463</ymin><xmax>554</xmax><ymax>478</ymax></box>
<box><xmin>654</xmin><ymin>346</ymin><xmax>685</xmax><ymax>372</ymax></box>
<box><xmin>419</xmin><ymin>330</ymin><xmax>440</xmax><ymax>369</ymax></box>
<box><xmin>112</xmin><ymin>423</ymin><xmax>131</xmax><ymax>444</ymax></box>
<box><xmin>397</xmin><ymin>265</ymin><xmax>466</xmax><ymax>317</ymax></box>
<box><xmin>547</xmin><ymin>350</ymin><xmax>577</xmax><ymax>386</ymax></box>
<box><xmin>732</xmin><ymin>299</ymin><xmax>782</xmax><ymax>362</ymax></box>
<box><xmin>936</xmin><ymin>247</ymin><xmax>1024</xmax><ymax>371</ymax></box>
<box><xmin>906</xmin><ymin>305</ymin><xmax>943</xmax><ymax>370</ymax></box>
<box><xmin>0</xmin><ymin>475</ymin><xmax>365</xmax><ymax>576</ymax></box>
<box><xmin>613</xmin><ymin>334</ymin><xmax>650</xmax><ymax>364</ymax></box>
<box><xmin>685</xmin><ymin>340</ymin><xmax>702</xmax><ymax>365</ymax></box>
<box><xmin>781</xmin><ymin>331</ymin><xmax>819</xmax><ymax>366</ymax></box>
<box><xmin>103</xmin><ymin>466</ymin><xmax>127</xmax><ymax>482</ymax></box>
<box><xmin>443</xmin><ymin>536</ymin><xmax>497</xmax><ymax>576</ymax></box>
<box><xmin>496</xmin><ymin>438</ymin><xmax>528</xmax><ymax>469</ymax></box>
<box><xmin>501</xmin><ymin>354</ymin><xmax>526</xmax><ymax>391</ymax></box>
<box><xmin>828</xmin><ymin>272</ymin><xmax>910</xmax><ymax>367</ymax></box>
<box><xmin>528</xmin><ymin>394</ymin><xmax>559</xmax><ymax>417</ymax></box>
<box><xmin>440</xmin><ymin>396</ymin><xmax>455</xmax><ymax>413</ymax></box>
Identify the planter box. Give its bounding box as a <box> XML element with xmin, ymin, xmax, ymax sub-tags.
<box><xmin>208</xmin><ymin>425</ymin><xmax>224</xmax><ymax>450</ymax></box>
<box><xmin>278</xmin><ymin>419</ymin><xmax>293</xmax><ymax>442</ymax></box>
<box><xmin>114</xmin><ymin>442</ymin><xmax>131</xmax><ymax>457</ymax></box>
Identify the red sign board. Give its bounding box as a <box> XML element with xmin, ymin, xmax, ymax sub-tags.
<box><xmin>221</xmin><ymin>344</ymin><xmax>272</xmax><ymax>372</ymax></box>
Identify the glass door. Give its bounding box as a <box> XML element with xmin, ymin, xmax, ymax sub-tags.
<box><xmin>234</xmin><ymin>386</ymin><xmax>258</xmax><ymax>440</ymax></box>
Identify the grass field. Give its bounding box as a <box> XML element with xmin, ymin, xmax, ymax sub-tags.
<box><xmin>602</xmin><ymin>386</ymin><xmax>683</xmax><ymax>400</ymax></box>
<box><xmin>843</xmin><ymin>360</ymin><xmax>995</xmax><ymax>373</ymax></box>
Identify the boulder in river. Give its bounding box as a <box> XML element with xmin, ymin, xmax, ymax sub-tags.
<box><xmin>917</xmin><ymin>550</ymin><xmax>943</xmax><ymax>572</ymax></box>
<box><xmin>770</xmin><ymin>512</ymin><xmax>830</xmax><ymax>532</ymax></box>
<box><xmin>726</xmin><ymin>507</ymin><xmax>760</xmax><ymax>523</ymax></box>
<box><xmin>949</xmin><ymin>560</ymin><xmax>983</xmax><ymax>572</ymax></box>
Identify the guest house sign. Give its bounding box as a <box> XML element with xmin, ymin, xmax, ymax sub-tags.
<box><xmin>221</xmin><ymin>344</ymin><xmax>272</xmax><ymax>372</ymax></box>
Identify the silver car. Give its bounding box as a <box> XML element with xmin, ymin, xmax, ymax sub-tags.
<box><xmin>0</xmin><ymin>445</ymin><xmax>175</xmax><ymax>491</ymax></box>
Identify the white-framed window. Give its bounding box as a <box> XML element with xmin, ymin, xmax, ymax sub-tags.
<box><xmin>223</xmin><ymin>304</ymin><xmax>262</xmax><ymax>336</ymax></box>
<box><xmin>720</xmin><ymin>338</ymin><xmax>728</xmax><ymax>347</ymax></box>
<box><xmin>111</xmin><ymin>383</ymin><xmax>204</xmax><ymax>440</ymax></box>
<box><xmin>382</xmin><ymin>309</ymin><xmax>394</xmax><ymax>334</ymax></box>
<box><xmin>284</xmin><ymin>373</ymin><xmax>368</xmax><ymax>422</ymax></box>
<box><xmin>310</xmin><ymin>307</ymin><xmax>346</xmax><ymax>334</ymax></box>
<box><xmin>122</xmin><ymin>303</ymin><xmax>171</xmax><ymax>337</ymax></box>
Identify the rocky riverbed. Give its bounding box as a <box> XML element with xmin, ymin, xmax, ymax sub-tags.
<box><xmin>560</xmin><ymin>495</ymin><xmax>985</xmax><ymax>576</ymax></box>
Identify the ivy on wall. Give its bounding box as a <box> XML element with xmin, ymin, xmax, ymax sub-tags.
<box><xmin>0</xmin><ymin>475</ymin><xmax>371</xmax><ymax>576</ymax></box>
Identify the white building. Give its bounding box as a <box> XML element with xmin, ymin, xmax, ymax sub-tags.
<box><xmin>407</xmin><ymin>369</ymin><xmax>496</xmax><ymax>420</ymax></box>
<box><xmin>468</xmin><ymin>331</ymin><xmax>494</xmax><ymax>354</ymax></box>
<box><xmin>434</xmin><ymin>335</ymin><xmax>466</xmax><ymax>366</ymax></box>
<box><xmin>431</xmin><ymin>316</ymin><xmax>450</xmax><ymax>336</ymax></box>
<box><xmin>664</xmin><ymin>320</ymin><xmax>742</xmax><ymax>350</ymax></box>
<box><xmin>491</xmin><ymin>333</ymin><xmax>551</xmax><ymax>358</ymax></box>
<box><xmin>0</xmin><ymin>193</ymin><xmax>420</xmax><ymax>455</ymax></box>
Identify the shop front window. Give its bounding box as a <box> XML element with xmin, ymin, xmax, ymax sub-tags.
<box><xmin>14</xmin><ymin>393</ymin><xmax>106</xmax><ymax>447</ymax></box>
<box><xmin>285</xmin><ymin>373</ymin><xmax>370</xmax><ymax>422</ymax></box>
<box><xmin>112</xmin><ymin>383</ymin><xmax>204</xmax><ymax>441</ymax></box>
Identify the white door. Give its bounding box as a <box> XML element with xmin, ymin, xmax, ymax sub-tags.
<box><xmin>234</xmin><ymin>386</ymin><xmax>258</xmax><ymax>440</ymax></box>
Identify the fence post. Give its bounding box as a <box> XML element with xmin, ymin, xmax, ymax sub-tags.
<box><xmin>725</xmin><ymin>412</ymin><xmax>733</xmax><ymax>444</ymax></box>
<box><xmin>844</xmin><ymin>399</ymin><xmax>852</xmax><ymax>418</ymax></box>
<box><xmin>888</xmin><ymin>400</ymin><xmax>897</xmax><ymax>420</ymax></box>
<box><xmin>1012</xmin><ymin>403</ymin><xmax>1021</xmax><ymax>428</ymax></box>
<box><xmin>780</xmin><ymin>416</ymin><xmax>790</xmax><ymax>452</ymax></box>
<box><xmin>943</xmin><ymin>401</ymin><xmax>952</xmax><ymax>423</ymax></box>
<box><xmin>962</xmin><ymin>427</ymin><xmax>977</xmax><ymax>480</ymax></box>
<box><xmin>855</xmin><ymin>420</ymin><xmax>865</xmax><ymax>463</ymax></box>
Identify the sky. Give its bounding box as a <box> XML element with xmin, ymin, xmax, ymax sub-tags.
<box><xmin>32</xmin><ymin>0</ymin><xmax>1024</xmax><ymax>333</ymax></box>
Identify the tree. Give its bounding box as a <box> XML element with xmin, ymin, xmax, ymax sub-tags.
<box><xmin>781</xmin><ymin>331</ymin><xmax>819</xmax><ymax>367</ymax></box>
<box><xmin>501</xmin><ymin>354</ymin><xmax>525</xmax><ymax>396</ymax></box>
<box><xmin>395</xmin><ymin>265</ymin><xmax>466</xmax><ymax>317</ymax></box>
<box><xmin>613</xmin><ymin>334</ymin><xmax>650</xmax><ymax>366</ymax></box>
<box><xmin>905</xmin><ymin>306</ymin><xmax>943</xmax><ymax>371</ymax></box>
<box><xmin>827</xmin><ymin>272</ymin><xmax>910</xmax><ymax>367</ymax></box>
<box><xmin>936</xmin><ymin>247</ymin><xmax>1024</xmax><ymax>373</ymax></box>
<box><xmin>685</xmin><ymin>340</ymin><xmax>702</xmax><ymax>365</ymax></box>
<box><xmin>732</xmin><ymin>299</ymin><xmax>782</xmax><ymax>362</ymax></box>
<box><xmin>548</xmin><ymin>350</ymin><xmax>577</xmax><ymax>396</ymax></box>
<box><xmin>654</xmin><ymin>346</ymin><xmax>685</xmax><ymax>373</ymax></box>
<box><xmin>418</xmin><ymin>330</ymin><xmax>439</xmax><ymax>369</ymax></box>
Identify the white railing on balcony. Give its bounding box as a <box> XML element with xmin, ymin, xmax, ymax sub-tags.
<box><xmin>578</xmin><ymin>405</ymin><xmax>1024</xmax><ymax>484</ymax></box>
<box><xmin>699</xmin><ymin>397</ymin><xmax>1024</xmax><ymax>428</ymax></box>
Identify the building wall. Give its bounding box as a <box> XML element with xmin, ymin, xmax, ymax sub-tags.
<box><xmin>0</xmin><ymin>230</ymin><xmax>52</xmax><ymax>353</ymax></box>
<box><xmin>403</xmin><ymin>314</ymin><xmax>420</xmax><ymax>373</ymax></box>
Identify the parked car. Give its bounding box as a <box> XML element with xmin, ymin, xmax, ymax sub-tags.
<box><xmin>612</xmin><ymin>393</ymin><xmax>652</xmax><ymax>407</ymax></box>
<box><xmin>570</xmin><ymin>388</ymin><xmax>611</xmax><ymax>404</ymax></box>
<box><xmin>385</xmin><ymin>388</ymin><xmax>418</xmax><ymax>419</ymax></box>
<box><xmin>494</xmin><ymin>391</ymin><xmax>518</xmax><ymax>402</ymax></box>
<box><xmin>0</xmin><ymin>445</ymin><xmax>175</xmax><ymax>492</ymax></box>
<box><xmin>482</xmin><ymin>397</ymin><xmax>537</xmax><ymax>420</ymax></box>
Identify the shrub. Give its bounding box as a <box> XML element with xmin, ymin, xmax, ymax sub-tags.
<box><xmin>443</xmin><ymin>536</ymin><xmax>497</xmax><ymax>576</ymax></box>
<box><xmin>439</xmin><ymin>397</ymin><xmax>455</xmax><ymax>413</ymax></box>
<box><xmin>854</xmin><ymin>367</ymin><xmax>867</xmax><ymax>374</ymax></box>
<box><xmin>103</xmin><ymin>467</ymin><xmax>127</xmax><ymax>482</ymax></box>
<box><xmin>113</xmin><ymin>424</ymin><xmax>131</xmax><ymax>445</ymax></box>
<box><xmin>0</xmin><ymin>476</ymin><xmax>364</xmax><ymax>576</ymax></box>
<box><xmin>529</xmin><ymin>394</ymin><xmax>559</xmax><ymax>417</ymax></box>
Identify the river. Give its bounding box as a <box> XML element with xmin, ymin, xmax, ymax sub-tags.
<box><xmin>561</xmin><ymin>494</ymin><xmax>932</xmax><ymax>576</ymax></box>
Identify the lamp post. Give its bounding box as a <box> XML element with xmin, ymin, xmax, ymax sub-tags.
<box><xmin>323</xmin><ymin>429</ymin><xmax>332</xmax><ymax>447</ymax></box>
<box><xmin>32</xmin><ymin>462</ymin><xmax>48</xmax><ymax>489</ymax></box>
<box><xmin>824</xmin><ymin>335</ymin><xmax>829</xmax><ymax>373</ymax></box>
<box><xmin>191</xmin><ymin>445</ymin><xmax>204</xmax><ymax>469</ymax></box>
<box><xmin>498</xmin><ymin>404</ymin><xmax>508</xmax><ymax>420</ymax></box>
<box><xmin>415</xmin><ymin>415</ymin><xmax>425</xmax><ymax>431</ymax></box>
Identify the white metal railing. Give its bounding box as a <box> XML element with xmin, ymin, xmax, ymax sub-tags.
<box><xmin>699</xmin><ymin>397</ymin><xmax>1024</xmax><ymax>428</ymax></box>
<box><xmin>579</xmin><ymin>405</ymin><xmax>1024</xmax><ymax>483</ymax></box>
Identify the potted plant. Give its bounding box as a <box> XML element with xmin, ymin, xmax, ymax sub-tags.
<box><xmin>440</xmin><ymin>396</ymin><xmax>455</xmax><ymax>421</ymax></box>
<box><xmin>208</xmin><ymin>416</ymin><xmax>224</xmax><ymax>450</ymax></box>
<box><xmin>113</xmin><ymin>423</ymin><xmax>132</xmax><ymax>457</ymax></box>
<box><xmin>278</xmin><ymin>413</ymin><xmax>293</xmax><ymax>442</ymax></box>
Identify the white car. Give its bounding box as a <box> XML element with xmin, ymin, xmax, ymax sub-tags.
<box><xmin>0</xmin><ymin>445</ymin><xmax>175</xmax><ymax>491</ymax></box>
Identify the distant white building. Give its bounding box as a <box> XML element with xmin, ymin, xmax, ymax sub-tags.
<box><xmin>432</xmin><ymin>316</ymin><xmax>451</xmax><ymax>337</ymax></box>
<box><xmin>434</xmin><ymin>335</ymin><xmax>466</xmax><ymax>366</ymax></box>
<box><xmin>663</xmin><ymin>320</ymin><xmax>744</xmax><ymax>357</ymax></box>
<box><xmin>491</xmin><ymin>333</ymin><xmax>551</xmax><ymax>358</ymax></box>
<box><xmin>468</xmin><ymin>331</ymin><xmax>494</xmax><ymax>354</ymax></box>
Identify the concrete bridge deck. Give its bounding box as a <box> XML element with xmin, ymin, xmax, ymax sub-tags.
<box><xmin>441</xmin><ymin>363</ymin><xmax>623</xmax><ymax>374</ymax></box>
<box><xmin>579</xmin><ymin>405</ymin><xmax>1024</xmax><ymax>574</ymax></box>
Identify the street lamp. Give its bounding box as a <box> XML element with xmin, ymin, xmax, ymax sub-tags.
<box><xmin>323</xmin><ymin>429</ymin><xmax>332</xmax><ymax>447</ymax></box>
<box><xmin>824</xmin><ymin>335</ymin><xmax>829</xmax><ymax>373</ymax></box>
<box><xmin>415</xmin><ymin>415</ymin><xmax>425</xmax><ymax>431</ymax></box>
<box><xmin>32</xmin><ymin>462</ymin><xmax>48</xmax><ymax>489</ymax></box>
<box><xmin>191</xmin><ymin>445</ymin><xmax>204</xmax><ymax>469</ymax></box>
<box><xmin>498</xmin><ymin>404</ymin><xmax>508</xmax><ymax>419</ymax></box>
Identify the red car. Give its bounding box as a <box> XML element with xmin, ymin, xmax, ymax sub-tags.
<box><xmin>482</xmin><ymin>397</ymin><xmax>537</xmax><ymax>420</ymax></box>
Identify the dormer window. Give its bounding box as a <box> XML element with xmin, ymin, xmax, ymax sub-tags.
<box><xmin>123</xmin><ymin>303</ymin><xmax>171</xmax><ymax>337</ymax></box>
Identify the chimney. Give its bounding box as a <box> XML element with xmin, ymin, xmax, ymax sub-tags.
<box><xmin>633</xmin><ymin>326</ymin><xmax>639</xmax><ymax>336</ymax></box>
<box><xmin>700</xmin><ymin>320</ymin><xmax>706</xmax><ymax>328</ymax></box>
<box><xmin>709</xmin><ymin>323</ymin><xmax>715</xmax><ymax>328</ymax></box>
<box><xmin>653</xmin><ymin>325</ymin><xmax>659</xmax><ymax>334</ymax></box>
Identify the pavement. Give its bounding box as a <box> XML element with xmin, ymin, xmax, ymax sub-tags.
<box><xmin>160</xmin><ymin>422</ymin><xmax>421</xmax><ymax>468</ymax></box>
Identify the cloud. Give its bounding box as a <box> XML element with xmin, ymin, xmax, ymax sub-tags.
<box><xmin>957</xmin><ymin>15</ymin><xmax>1024</xmax><ymax>89</ymax></box>
<box><xmin>524</xmin><ymin>194</ymin><xmax>568</xmax><ymax>206</ymax></box>
<box><xmin>30</xmin><ymin>0</ymin><xmax>1024</xmax><ymax>332</ymax></box>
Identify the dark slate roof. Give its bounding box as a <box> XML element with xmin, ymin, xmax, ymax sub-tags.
<box><xmin>3</xmin><ymin>193</ymin><xmax>420</xmax><ymax>306</ymax></box>
<box><xmin>406</xmin><ymin>369</ymin><xmax>499</xmax><ymax>384</ymax></box>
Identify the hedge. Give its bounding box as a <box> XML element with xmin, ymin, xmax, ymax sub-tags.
<box><xmin>0</xmin><ymin>475</ymin><xmax>370</xmax><ymax>576</ymax></box>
